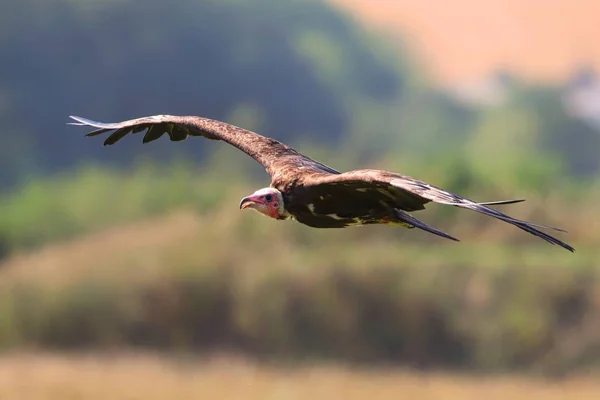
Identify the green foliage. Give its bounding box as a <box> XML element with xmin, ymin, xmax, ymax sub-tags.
<box><xmin>0</xmin><ymin>214</ymin><xmax>597</xmax><ymax>374</ymax></box>
<box><xmin>0</xmin><ymin>161</ymin><xmax>249</xmax><ymax>251</ymax></box>
<box><xmin>0</xmin><ymin>0</ymin><xmax>409</xmax><ymax>187</ymax></box>
<box><xmin>0</xmin><ymin>0</ymin><xmax>598</xmax><ymax>377</ymax></box>
<box><xmin>0</xmin><ymin>143</ymin><xmax>592</xmax><ymax>256</ymax></box>
<box><xmin>465</xmin><ymin>104</ymin><xmax>563</xmax><ymax>192</ymax></box>
<box><xmin>512</xmin><ymin>87</ymin><xmax>600</xmax><ymax>179</ymax></box>
<box><xmin>0</xmin><ymin>159</ymin><xmax>595</xmax><ymax>374</ymax></box>
<box><xmin>2</xmin><ymin>0</ymin><xmax>597</xmax><ymax>196</ymax></box>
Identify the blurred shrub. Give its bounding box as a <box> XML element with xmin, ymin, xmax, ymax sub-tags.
<box><xmin>0</xmin><ymin>206</ymin><xmax>597</xmax><ymax>376</ymax></box>
<box><xmin>0</xmin><ymin>236</ymin><xmax>7</xmax><ymax>261</ymax></box>
<box><xmin>0</xmin><ymin>160</ymin><xmax>251</xmax><ymax>251</ymax></box>
<box><xmin>0</xmin><ymin>0</ymin><xmax>597</xmax><ymax>378</ymax></box>
<box><xmin>0</xmin><ymin>0</ymin><xmax>411</xmax><ymax>187</ymax></box>
<box><xmin>1</xmin><ymin>156</ymin><xmax>595</xmax><ymax>254</ymax></box>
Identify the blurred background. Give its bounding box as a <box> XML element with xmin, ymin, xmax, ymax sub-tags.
<box><xmin>1</xmin><ymin>0</ymin><xmax>599</xmax><ymax>398</ymax></box>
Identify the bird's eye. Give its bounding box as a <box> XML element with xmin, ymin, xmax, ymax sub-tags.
<box><xmin>265</xmin><ymin>194</ymin><xmax>273</xmax><ymax>202</ymax></box>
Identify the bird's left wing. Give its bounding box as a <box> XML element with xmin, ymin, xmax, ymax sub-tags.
<box><xmin>68</xmin><ymin>115</ymin><xmax>339</xmax><ymax>178</ymax></box>
<box><xmin>301</xmin><ymin>169</ymin><xmax>575</xmax><ymax>252</ymax></box>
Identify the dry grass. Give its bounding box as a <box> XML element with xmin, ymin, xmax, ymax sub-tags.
<box><xmin>0</xmin><ymin>353</ymin><xmax>597</xmax><ymax>400</ymax></box>
<box><xmin>0</xmin><ymin>209</ymin><xmax>204</xmax><ymax>287</ymax></box>
<box><xmin>2</xmin><ymin>206</ymin><xmax>591</xmax><ymax>288</ymax></box>
<box><xmin>329</xmin><ymin>0</ymin><xmax>600</xmax><ymax>84</ymax></box>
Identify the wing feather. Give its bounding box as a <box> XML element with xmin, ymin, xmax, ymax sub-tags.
<box><xmin>302</xmin><ymin>170</ymin><xmax>574</xmax><ymax>252</ymax></box>
<box><xmin>131</xmin><ymin>124</ymin><xmax>148</xmax><ymax>134</ymax></box>
<box><xmin>68</xmin><ymin>115</ymin><xmax>338</xmax><ymax>178</ymax></box>
<box><xmin>142</xmin><ymin>124</ymin><xmax>166</xmax><ymax>143</ymax></box>
<box><xmin>393</xmin><ymin>209</ymin><xmax>459</xmax><ymax>242</ymax></box>
<box><xmin>104</xmin><ymin>127</ymin><xmax>134</xmax><ymax>146</ymax></box>
<box><xmin>84</xmin><ymin>128</ymin><xmax>112</xmax><ymax>137</ymax></box>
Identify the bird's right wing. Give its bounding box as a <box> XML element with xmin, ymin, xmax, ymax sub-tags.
<box><xmin>301</xmin><ymin>169</ymin><xmax>575</xmax><ymax>252</ymax></box>
<box><xmin>68</xmin><ymin>115</ymin><xmax>340</xmax><ymax>178</ymax></box>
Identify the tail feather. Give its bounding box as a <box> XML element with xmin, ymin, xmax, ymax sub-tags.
<box><xmin>455</xmin><ymin>202</ymin><xmax>573</xmax><ymax>250</ymax></box>
<box><xmin>477</xmin><ymin>199</ymin><xmax>525</xmax><ymax>206</ymax></box>
<box><xmin>389</xmin><ymin>178</ymin><xmax>574</xmax><ymax>252</ymax></box>
<box><xmin>393</xmin><ymin>209</ymin><xmax>459</xmax><ymax>242</ymax></box>
<box><xmin>423</xmin><ymin>188</ymin><xmax>573</xmax><ymax>251</ymax></box>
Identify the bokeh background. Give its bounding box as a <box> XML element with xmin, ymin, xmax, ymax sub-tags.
<box><xmin>1</xmin><ymin>0</ymin><xmax>599</xmax><ymax>398</ymax></box>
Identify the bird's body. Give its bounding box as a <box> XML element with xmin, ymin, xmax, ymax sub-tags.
<box><xmin>276</xmin><ymin>171</ymin><xmax>424</xmax><ymax>228</ymax></box>
<box><xmin>69</xmin><ymin>114</ymin><xmax>575</xmax><ymax>252</ymax></box>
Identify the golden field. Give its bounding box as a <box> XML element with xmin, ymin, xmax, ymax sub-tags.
<box><xmin>0</xmin><ymin>353</ymin><xmax>598</xmax><ymax>400</ymax></box>
<box><xmin>330</xmin><ymin>0</ymin><xmax>600</xmax><ymax>84</ymax></box>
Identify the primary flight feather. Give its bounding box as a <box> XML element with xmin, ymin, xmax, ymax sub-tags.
<box><xmin>68</xmin><ymin>114</ymin><xmax>575</xmax><ymax>252</ymax></box>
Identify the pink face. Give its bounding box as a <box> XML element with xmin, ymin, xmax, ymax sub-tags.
<box><xmin>239</xmin><ymin>188</ymin><xmax>282</xmax><ymax>219</ymax></box>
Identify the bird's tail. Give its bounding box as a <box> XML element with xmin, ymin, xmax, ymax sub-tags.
<box><xmin>393</xmin><ymin>209</ymin><xmax>459</xmax><ymax>242</ymax></box>
<box><xmin>412</xmin><ymin>186</ymin><xmax>573</xmax><ymax>252</ymax></box>
<box><xmin>476</xmin><ymin>199</ymin><xmax>525</xmax><ymax>206</ymax></box>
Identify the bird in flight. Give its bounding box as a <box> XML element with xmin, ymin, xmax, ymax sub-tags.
<box><xmin>68</xmin><ymin>114</ymin><xmax>574</xmax><ymax>252</ymax></box>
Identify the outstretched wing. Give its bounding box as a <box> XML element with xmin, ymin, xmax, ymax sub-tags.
<box><xmin>301</xmin><ymin>169</ymin><xmax>575</xmax><ymax>252</ymax></box>
<box><xmin>68</xmin><ymin>115</ymin><xmax>339</xmax><ymax>178</ymax></box>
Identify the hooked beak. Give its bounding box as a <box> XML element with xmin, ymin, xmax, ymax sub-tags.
<box><xmin>240</xmin><ymin>196</ymin><xmax>257</xmax><ymax>210</ymax></box>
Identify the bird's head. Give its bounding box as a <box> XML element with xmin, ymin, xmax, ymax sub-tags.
<box><xmin>239</xmin><ymin>188</ymin><xmax>286</xmax><ymax>219</ymax></box>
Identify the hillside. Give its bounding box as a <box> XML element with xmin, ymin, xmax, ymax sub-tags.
<box><xmin>0</xmin><ymin>199</ymin><xmax>597</xmax><ymax>374</ymax></box>
<box><xmin>330</xmin><ymin>0</ymin><xmax>600</xmax><ymax>84</ymax></box>
<box><xmin>1</xmin><ymin>354</ymin><xmax>599</xmax><ymax>400</ymax></box>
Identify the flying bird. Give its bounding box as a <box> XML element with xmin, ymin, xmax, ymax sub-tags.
<box><xmin>68</xmin><ymin>114</ymin><xmax>574</xmax><ymax>252</ymax></box>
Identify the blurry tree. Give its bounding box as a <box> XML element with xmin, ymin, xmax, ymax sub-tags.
<box><xmin>465</xmin><ymin>103</ymin><xmax>561</xmax><ymax>193</ymax></box>
<box><xmin>0</xmin><ymin>0</ymin><xmax>411</xmax><ymax>188</ymax></box>
<box><xmin>512</xmin><ymin>87</ymin><xmax>600</xmax><ymax>179</ymax></box>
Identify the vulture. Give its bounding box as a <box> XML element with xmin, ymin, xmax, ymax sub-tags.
<box><xmin>68</xmin><ymin>114</ymin><xmax>574</xmax><ymax>252</ymax></box>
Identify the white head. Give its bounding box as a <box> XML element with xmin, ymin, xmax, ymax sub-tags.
<box><xmin>239</xmin><ymin>187</ymin><xmax>287</xmax><ymax>219</ymax></box>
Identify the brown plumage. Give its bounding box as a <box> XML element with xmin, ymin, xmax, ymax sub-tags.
<box><xmin>68</xmin><ymin>114</ymin><xmax>575</xmax><ymax>252</ymax></box>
